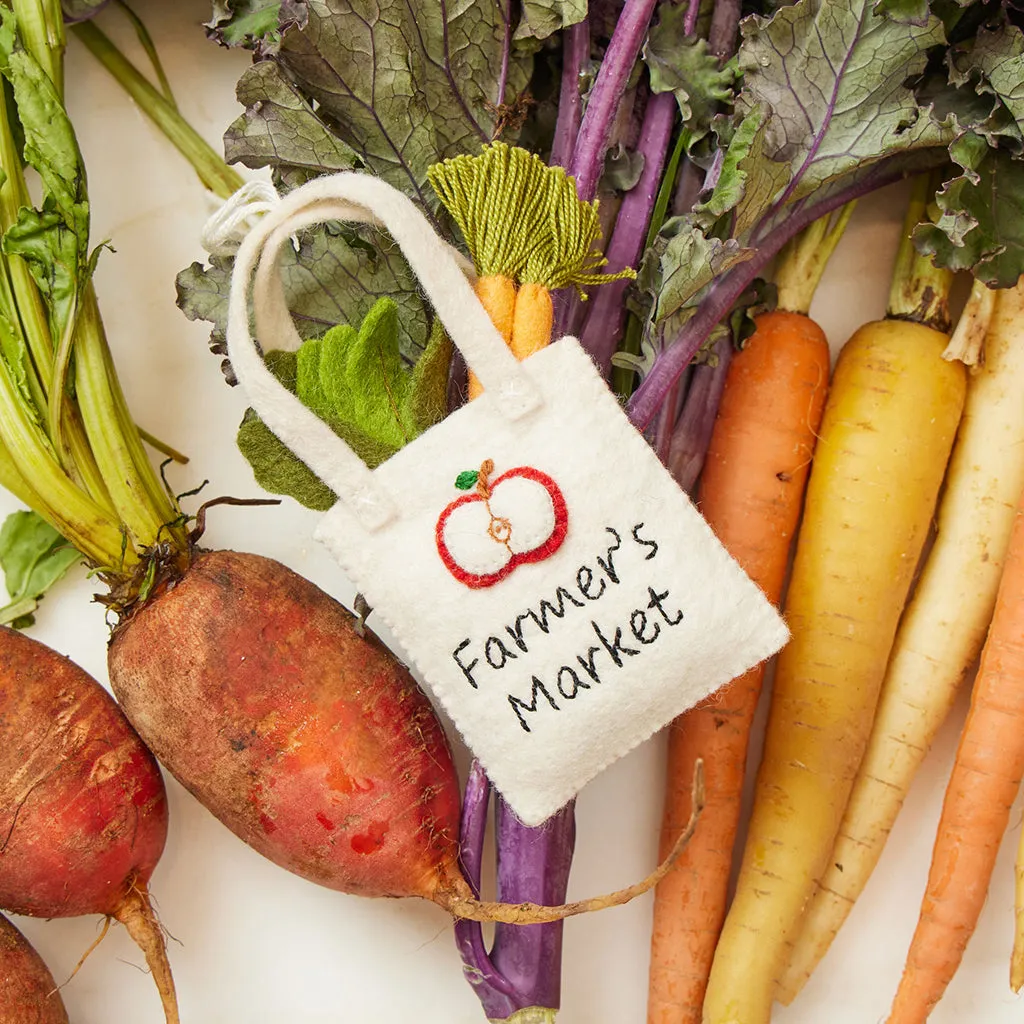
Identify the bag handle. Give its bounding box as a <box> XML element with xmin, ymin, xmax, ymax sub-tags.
<box><xmin>226</xmin><ymin>173</ymin><xmax>542</xmax><ymax>532</ymax></box>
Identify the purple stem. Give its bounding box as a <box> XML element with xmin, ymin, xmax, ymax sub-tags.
<box><xmin>578</xmin><ymin>91</ymin><xmax>677</xmax><ymax>376</ymax></box>
<box><xmin>667</xmin><ymin>336</ymin><xmax>734</xmax><ymax>494</ymax></box>
<box><xmin>454</xmin><ymin>762</ymin><xmax>522</xmax><ymax>1017</ymax></box>
<box><xmin>496</xmin><ymin>0</ymin><xmax>512</xmax><ymax>109</ymax></box>
<box><xmin>489</xmin><ymin>797</ymin><xmax>577</xmax><ymax>1010</ymax></box>
<box><xmin>684</xmin><ymin>0</ymin><xmax>701</xmax><ymax>35</ymax></box>
<box><xmin>568</xmin><ymin>0</ymin><xmax>661</xmax><ymax>201</ymax></box>
<box><xmin>550</xmin><ymin>20</ymin><xmax>591</xmax><ymax>170</ymax></box>
<box><xmin>626</xmin><ymin>157</ymin><xmax>940</xmax><ymax>431</ymax></box>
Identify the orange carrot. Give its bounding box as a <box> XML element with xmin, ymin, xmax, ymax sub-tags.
<box><xmin>511</xmin><ymin>281</ymin><xmax>555</xmax><ymax>361</ymax></box>
<box><xmin>887</xmin><ymin>487</ymin><xmax>1024</xmax><ymax>1024</ymax></box>
<box><xmin>647</xmin><ymin>309</ymin><xmax>830</xmax><ymax>1024</ymax></box>
<box><xmin>468</xmin><ymin>275</ymin><xmax>517</xmax><ymax>398</ymax></box>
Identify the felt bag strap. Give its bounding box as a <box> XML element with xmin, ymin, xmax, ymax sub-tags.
<box><xmin>226</xmin><ymin>172</ymin><xmax>542</xmax><ymax>532</ymax></box>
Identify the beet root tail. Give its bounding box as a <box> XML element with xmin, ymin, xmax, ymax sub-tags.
<box><xmin>111</xmin><ymin>882</ymin><xmax>179</xmax><ymax>1024</ymax></box>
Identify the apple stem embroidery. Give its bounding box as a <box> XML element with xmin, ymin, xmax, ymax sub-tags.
<box><xmin>438</xmin><ymin>461</ymin><xmax>570</xmax><ymax>589</ymax></box>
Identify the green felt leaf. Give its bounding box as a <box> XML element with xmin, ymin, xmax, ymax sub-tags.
<box><xmin>236</xmin><ymin>300</ymin><xmax>452</xmax><ymax>510</ymax></box>
<box><xmin>914</xmin><ymin>134</ymin><xmax>1024</xmax><ymax>287</ymax></box>
<box><xmin>455</xmin><ymin>470</ymin><xmax>479</xmax><ymax>490</ymax></box>
<box><xmin>221</xmin><ymin>0</ymin><xmax>532</xmax><ymax>202</ymax></box>
<box><xmin>515</xmin><ymin>0</ymin><xmax>587</xmax><ymax>41</ymax></box>
<box><xmin>645</xmin><ymin>5</ymin><xmax>738</xmax><ymax>143</ymax></box>
<box><xmin>0</xmin><ymin>510</ymin><xmax>80</xmax><ymax>628</ymax></box>
<box><xmin>176</xmin><ymin>223</ymin><xmax>432</xmax><ymax>369</ymax></box>
<box><xmin>205</xmin><ymin>0</ymin><xmax>307</xmax><ymax>54</ymax></box>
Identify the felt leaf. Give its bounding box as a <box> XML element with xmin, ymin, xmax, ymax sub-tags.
<box><xmin>176</xmin><ymin>223</ymin><xmax>432</xmax><ymax>370</ymax></box>
<box><xmin>205</xmin><ymin>0</ymin><xmax>307</xmax><ymax>54</ymax></box>
<box><xmin>515</xmin><ymin>0</ymin><xmax>588</xmax><ymax>41</ymax></box>
<box><xmin>221</xmin><ymin>0</ymin><xmax>532</xmax><ymax>203</ymax></box>
<box><xmin>914</xmin><ymin>133</ymin><xmax>1024</xmax><ymax>287</ymax></box>
<box><xmin>0</xmin><ymin>510</ymin><xmax>80</xmax><ymax>628</ymax></box>
<box><xmin>235</xmin><ymin>302</ymin><xmax>452</xmax><ymax>510</ymax></box>
<box><xmin>644</xmin><ymin>5</ymin><xmax>738</xmax><ymax>141</ymax></box>
<box><xmin>455</xmin><ymin>470</ymin><xmax>479</xmax><ymax>490</ymax></box>
<box><xmin>225</xmin><ymin>60</ymin><xmax>363</xmax><ymax>176</ymax></box>
<box><xmin>404</xmin><ymin>319</ymin><xmax>453</xmax><ymax>435</ymax></box>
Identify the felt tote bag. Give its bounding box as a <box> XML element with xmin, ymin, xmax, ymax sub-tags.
<box><xmin>226</xmin><ymin>172</ymin><xmax>789</xmax><ymax>827</ymax></box>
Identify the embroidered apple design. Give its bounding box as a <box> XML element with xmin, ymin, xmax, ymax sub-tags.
<box><xmin>435</xmin><ymin>458</ymin><xmax>569</xmax><ymax>589</ymax></box>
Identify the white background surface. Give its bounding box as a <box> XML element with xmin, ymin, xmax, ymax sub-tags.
<box><xmin>5</xmin><ymin>3</ymin><xmax>1022</xmax><ymax>1022</ymax></box>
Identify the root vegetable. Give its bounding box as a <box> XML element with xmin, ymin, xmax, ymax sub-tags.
<box><xmin>0</xmin><ymin>626</ymin><xmax>177</xmax><ymax>1023</ymax></box>
<box><xmin>0</xmin><ymin>913</ymin><xmax>69</xmax><ymax>1024</ymax></box>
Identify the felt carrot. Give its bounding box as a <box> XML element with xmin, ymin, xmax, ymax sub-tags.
<box><xmin>779</xmin><ymin>275</ymin><xmax>1024</xmax><ymax>1004</ymax></box>
<box><xmin>428</xmin><ymin>142</ymin><xmax>633</xmax><ymax>398</ymax></box>
<box><xmin>702</xmin><ymin>177</ymin><xmax>967</xmax><ymax>1024</ymax></box>
<box><xmin>647</xmin><ymin>209</ymin><xmax>850</xmax><ymax>1024</ymax></box>
<box><xmin>886</xmin><ymin>484</ymin><xmax>1024</xmax><ymax>1023</ymax></box>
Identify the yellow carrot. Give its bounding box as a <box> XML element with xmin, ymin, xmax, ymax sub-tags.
<box><xmin>702</xmin><ymin>179</ymin><xmax>967</xmax><ymax>1024</ymax></box>
<box><xmin>468</xmin><ymin>275</ymin><xmax>517</xmax><ymax>399</ymax></box>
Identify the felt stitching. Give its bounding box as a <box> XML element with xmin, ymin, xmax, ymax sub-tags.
<box><xmin>436</xmin><ymin>461</ymin><xmax>569</xmax><ymax>589</ymax></box>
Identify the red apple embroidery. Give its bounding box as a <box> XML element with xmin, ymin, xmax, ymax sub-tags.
<box><xmin>435</xmin><ymin>459</ymin><xmax>569</xmax><ymax>589</ymax></box>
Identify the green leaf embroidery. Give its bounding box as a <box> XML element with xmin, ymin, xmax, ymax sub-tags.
<box><xmin>455</xmin><ymin>471</ymin><xmax>479</xmax><ymax>491</ymax></box>
<box><xmin>0</xmin><ymin>510</ymin><xmax>81</xmax><ymax>628</ymax></box>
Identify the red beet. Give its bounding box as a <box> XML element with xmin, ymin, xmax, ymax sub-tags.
<box><xmin>0</xmin><ymin>627</ymin><xmax>178</xmax><ymax>1023</ymax></box>
<box><xmin>0</xmin><ymin>914</ymin><xmax>68</xmax><ymax>1024</ymax></box>
<box><xmin>108</xmin><ymin>549</ymin><xmax>467</xmax><ymax>904</ymax></box>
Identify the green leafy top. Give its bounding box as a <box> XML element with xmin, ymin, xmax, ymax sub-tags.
<box><xmin>237</xmin><ymin>298</ymin><xmax>452</xmax><ymax>511</ymax></box>
<box><xmin>205</xmin><ymin>0</ymin><xmax>308</xmax><ymax>54</ymax></box>
<box><xmin>0</xmin><ymin>510</ymin><xmax>80</xmax><ymax>628</ymax></box>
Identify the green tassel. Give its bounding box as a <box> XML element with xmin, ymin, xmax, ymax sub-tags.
<box><xmin>428</xmin><ymin>142</ymin><xmax>635</xmax><ymax>295</ymax></box>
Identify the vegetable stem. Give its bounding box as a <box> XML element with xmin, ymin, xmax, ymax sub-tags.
<box><xmin>943</xmin><ymin>277</ymin><xmax>995</xmax><ymax>365</ymax></box>
<box><xmin>568</xmin><ymin>0</ymin><xmax>660</xmax><ymax>200</ymax></box>
<box><xmin>113</xmin><ymin>0</ymin><xmax>177</xmax><ymax>109</ymax></box>
<box><xmin>70</xmin><ymin>20</ymin><xmax>244</xmax><ymax>199</ymax></box>
<box><xmin>886</xmin><ymin>173</ymin><xmax>952</xmax><ymax>331</ymax></box>
<box><xmin>774</xmin><ymin>202</ymin><xmax>856</xmax><ymax>315</ymax></box>
<box><xmin>549</xmin><ymin>19</ymin><xmax>589</xmax><ymax>170</ymax></box>
<box><xmin>11</xmin><ymin>0</ymin><xmax>64</xmax><ymax>97</ymax></box>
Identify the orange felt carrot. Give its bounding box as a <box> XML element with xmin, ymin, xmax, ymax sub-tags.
<box><xmin>428</xmin><ymin>142</ymin><xmax>632</xmax><ymax>399</ymax></box>
<box><xmin>647</xmin><ymin>309</ymin><xmax>830</xmax><ymax>1024</ymax></box>
<box><xmin>887</xmin><ymin>487</ymin><xmax>1024</xmax><ymax>1024</ymax></box>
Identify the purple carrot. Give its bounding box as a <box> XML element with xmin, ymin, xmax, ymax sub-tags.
<box><xmin>578</xmin><ymin>91</ymin><xmax>677</xmax><ymax>376</ymax></box>
<box><xmin>550</xmin><ymin>20</ymin><xmax>591</xmax><ymax>170</ymax></box>
<box><xmin>568</xmin><ymin>0</ymin><xmax>661</xmax><ymax>201</ymax></box>
<box><xmin>666</xmin><ymin>335</ymin><xmax>734</xmax><ymax>491</ymax></box>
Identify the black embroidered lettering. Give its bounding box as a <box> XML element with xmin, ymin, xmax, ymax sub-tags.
<box><xmin>577</xmin><ymin>645</ymin><xmax>603</xmax><ymax>685</ymax></box>
<box><xmin>556</xmin><ymin>665</ymin><xmax>589</xmax><ymax>700</ymax></box>
<box><xmin>630</xmin><ymin>608</ymin><xmax>660</xmax><ymax>645</ymax></box>
<box><xmin>453</xmin><ymin>639</ymin><xmax>480</xmax><ymax>689</ymax></box>
<box><xmin>592</xmin><ymin>619</ymin><xmax>640</xmax><ymax>667</ymax></box>
<box><xmin>596</xmin><ymin>527</ymin><xmax>622</xmax><ymax>584</ymax></box>
<box><xmin>508</xmin><ymin>677</ymin><xmax>560</xmax><ymax>732</ymax></box>
<box><xmin>632</xmin><ymin>523</ymin><xmax>659</xmax><ymax>560</ymax></box>
<box><xmin>505</xmin><ymin>612</ymin><xmax>535</xmax><ymax>653</ymax></box>
<box><xmin>647</xmin><ymin>586</ymin><xmax>684</xmax><ymax>626</ymax></box>
<box><xmin>576</xmin><ymin>564</ymin><xmax>606</xmax><ymax>601</ymax></box>
<box><xmin>531</xmin><ymin>586</ymin><xmax>585</xmax><ymax>632</ymax></box>
<box><xmin>485</xmin><ymin>635</ymin><xmax>517</xmax><ymax>670</ymax></box>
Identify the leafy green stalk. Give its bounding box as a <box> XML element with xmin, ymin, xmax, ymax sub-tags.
<box><xmin>70</xmin><ymin>19</ymin><xmax>243</xmax><ymax>199</ymax></box>
<box><xmin>11</xmin><ymin>0</ymin><xmax>64</xmax><ymax>97</ymax></box>
<box><xmin>886</xmin><ymin>172</ymin><xmax>953</xmax><ymax>331</ymax></box>
<box><xmin>0</xmin><ymin>508</ymin><xmax>80</xmax><ymax>626</ymax></box>
<box><xmin>773</xmin><ymin>201</ymin><xmax>856</xmax><ymax>315</ymax></box>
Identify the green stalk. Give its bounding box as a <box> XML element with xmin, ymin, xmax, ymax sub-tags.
<box><xmin>774</xmin><ymin>201</ymin><xmax>856</xmax><ymax>315</ymax></box>
<box><xmin>886</xmin><ymin>172</ymin><xmax>953</xmax><ymax>332</ymax></box>
<box><xmin>10</xmin><ymin>0</ymin><xmax>63</xmax><ymax>97</ymax></box>
<box><xmin>71</xmin><ymin>19</ymin><xmax>244</xmax><ymax>200</ymax></box>
<box><xmin>114</xmin><ymin>0</ymin><xmax>178</xmax><ymax>109</ymax></box>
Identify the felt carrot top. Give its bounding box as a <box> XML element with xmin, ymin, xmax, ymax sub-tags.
<box><xmin>429</xmin><ymin>143</ymin><xmax>633</xmax><ymax>397</ymax></box>
<box><xmin>428</xmin><ymin>142</ymin><xmax>634</xmax><ymax>294</ymax></box>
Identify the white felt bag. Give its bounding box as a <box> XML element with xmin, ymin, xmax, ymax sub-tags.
<box><xmin>226</xmin><ymin>172</ymin><xmax>789</xmax><ymax>826</ymax></box>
